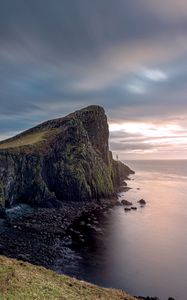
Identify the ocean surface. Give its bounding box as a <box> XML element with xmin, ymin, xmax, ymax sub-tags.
<box><xmin>60</xmin><ymin>160</ymin><xmax>187</xmax><ymax>300</ymax></box>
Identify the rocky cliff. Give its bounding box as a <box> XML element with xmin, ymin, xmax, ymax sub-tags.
<box><xmin>0</xmin><ymin>105</ymin><xmax>133</xmax><ymax>208</ymax></box>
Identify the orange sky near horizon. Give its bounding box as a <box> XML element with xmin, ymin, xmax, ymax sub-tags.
<box><xmin>109</xmin><ymin>120</ymin><xmax>187</xmax><ymax>160</ymax></box>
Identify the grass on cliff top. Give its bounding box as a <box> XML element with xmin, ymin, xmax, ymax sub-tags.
<box><xmin>0</xmin><ymin>256</ymin><xmax>136</xmax><ymax>300</ymax></box>
<box><xmin>0</xmin><ymin>130</ymin><xmax>53</xmax><ymax>150</ymax></box>
<box><xmin>0</xmin><ymin>129</ymin><xmax>59</xmax><ymax>150</ymax></box>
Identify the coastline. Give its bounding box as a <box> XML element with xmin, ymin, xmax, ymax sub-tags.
<box><xmin>0</xmin><ymin>168</ymin><xmax>177</xmax><ymax>300</ymax></box>
<box><xmin>0</xmin><ymin>179</ymin><xmax>130</xmax><ymax>269</ymax></box>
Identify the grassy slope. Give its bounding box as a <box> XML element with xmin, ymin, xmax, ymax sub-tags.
<box><xmin>0</xmin><ymin>131</ymin><xmax>49</xmax><ymax>150</ymax></box>
<box><xmin>0</xmin><ymin>256</ymin><xmax>136</xmax><ymax>300</ymax></box>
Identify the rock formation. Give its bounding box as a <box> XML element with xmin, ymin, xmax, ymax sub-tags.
<box><xmin>0</xmin><ymin>105</ymin><xmax>133</xmax><ymax>208</ymax></box>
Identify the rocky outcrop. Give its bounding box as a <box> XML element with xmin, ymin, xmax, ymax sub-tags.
<box><xmin>138</xmin><ymin>199</ymin><xmax>146</xmax><ymax>205</ymax></box>
<box><xmin>0</xmin><ymin>105</ymin><xmax>134</xmax><ymax>208</ymax></box>
<box><xmin>121</xmin><ymin>200</ymin><xmax>132</xmax><ymax>206</ymax></box>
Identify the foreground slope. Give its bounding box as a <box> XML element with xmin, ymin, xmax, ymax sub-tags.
<box><xmin>0</xmin><ymin>256</ymin><xmax>136</xmax><ymax>300</ymax></box>
<box><xmin>0</xmin><ymin>105</ymin><xmax>133</xmax><ymax>208</ymax></box>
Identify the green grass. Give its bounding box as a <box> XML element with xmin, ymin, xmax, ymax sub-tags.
<box><xmin>0</xmin><ymin>131</ymin><xmax>49</xmax><ymax>150</ymax></box>
<box><xmin>0</xmin><ymin>256</ymin><xmax>136</xmax><ymax>300</ymax></box>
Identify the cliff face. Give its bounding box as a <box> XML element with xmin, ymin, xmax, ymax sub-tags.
<box><xmin>0</xmin><ymin>106</ymin><xmax>133</xmax><ymax>208</ymax></box>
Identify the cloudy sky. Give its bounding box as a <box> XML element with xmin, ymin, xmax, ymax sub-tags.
<box><xmin>0</xmin><ymin>0</ymin><xmax>187</xmax><ymax>159</ymax></box>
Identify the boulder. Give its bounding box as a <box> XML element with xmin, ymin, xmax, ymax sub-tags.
<box><xmin>138</xmin><ymin>199</ymin><xmax>146</xmax><ymax>205</ymax></box>
<box><xmin>124</xmin><ymin>207</ymin><xmax>131</xmax><ymax>212</ymax></box>
<box><xmin>121</xmin><ymin>199</ymin><xmax>132</xmax><ymax>206</ymax></box>
<box><xmin>131</xmin><ymin>206</ymin><xmax>137</xmax><ymax>210</ymax></box>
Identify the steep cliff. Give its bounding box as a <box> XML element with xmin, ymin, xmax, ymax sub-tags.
<box><xmin>0</xmin><ymin>106</ymin><xmax>133</xmax><ymax>208</ymax></box>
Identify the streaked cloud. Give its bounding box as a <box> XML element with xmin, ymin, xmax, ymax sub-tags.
<box><xmin>143</xmin><ymin>69</ymin><xmax>168</xmax><ymax>82</ymax></box>
<box><xmin>109</xmin><ymin>120</ymin><xmax>187</xmax><ymax>159</ymax></box>
<box><xmin>125</xmin><ymin>80</ymin><xmax>147</xmax><ymax>95</ymax></box>
<box><xmin>0</xmin><ymin>0</ymin><xmax>186</xmax><ymax>158</ymax></box>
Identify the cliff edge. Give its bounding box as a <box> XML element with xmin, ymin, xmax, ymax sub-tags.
<box><xmin>0</xmin><ymin>255</ymin><xmax>136</xmax><ymax>300</ymax></box>
<box><xmin>0</xmin><ymin>105</ymin><xmax>133</xmax><ymax>208</ymax></box>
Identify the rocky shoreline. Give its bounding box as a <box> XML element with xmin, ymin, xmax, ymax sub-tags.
<box><xmin>0</xmin><ymin>194</ymin><xmax>119</xmax><ymax>268</ymax></box>
<box><xmin>0</xmin><ymin>183</ymin><xmax>176</xmax><ymax>300</ymax></box>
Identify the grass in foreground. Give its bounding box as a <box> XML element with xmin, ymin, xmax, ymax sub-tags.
<box><xmin>0</xmin><ymin>256</ymin><xmax>136</xmax><ymax>300</ymax></box>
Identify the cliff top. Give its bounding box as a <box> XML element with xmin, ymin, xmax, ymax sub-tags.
<box><xmin>0</xmin><ymin>255</ymin><xmax>136</xmax><ymax>300</ymax></box>
<box><xmin>0</xmin><ymin>105</ymin><xmax>106</xmax><ymax>153</ymax></box>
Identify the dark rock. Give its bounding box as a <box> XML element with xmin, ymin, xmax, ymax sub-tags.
<box><xmin>131</xmin><ymin>206</ymin><xmax>137</xmax><ymax>210</ymax></box>
<box><xmin>0</xmin><ymin>106</ymin><xmax>133</xmax><ymax>208</ymax></box>
<box><xmin>111</xmin><ymin>158</ymin><xmax>135</xmax><ymax>187</ymax></box>
<box><xmin>168</xmin><ymin>298</ymin><xmax>175</xmax><ymax>300</ymax></box>
<box><xmin>17</xmin><ymin>254</ymin><xmax>31</xmax><ymax>261</ymax></box>
<box><xmin>136</xmin><ymin>297</ymin><xmax>159</xmax><ymax>300</ymax></box>
<box><xmin>6</xmin><ymin>204</ymin><xmax>33</xmax><ymax>221</ymax></box>
<box><xmin>80</xmin><ymin>221</ymin><xmax>86</xmax><ymax>226</ymax></box>
<box><xmin>116</xmin><ymin>201</ymin><xmax>122</xmax><ymax>206</ymax></box>
<box><xmin>118</xmin><ymin>186</ymin><xmax>132</xmax><ymax>193</ymax></box>
<box><xmin>138</xmin><ymin>199</ymin><xmax>146</xmax><ymax>205</ymax></box>
<box><xmin>38</xmin><ymin>198</ymin><xmax>63</xmax><ymax>209</ymax></box>
<box><xmin>0</xmin><ymin>206</ymin><xmax>6</xmax><ymax>218</ymax></box>
<box><xmin>121</xmin><ymin>199</ymin><xmax>132</xmax><ymax>206</ymax></box>
<box><xmin>124</xmin><ymin>207</ymin><xmax>131</xmax><ymax>211</ymax></box>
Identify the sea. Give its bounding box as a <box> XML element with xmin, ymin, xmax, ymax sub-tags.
<box><xmin>58</xmin><ymin>160</ymin><xmax>187</xmax><ymax>300</ymax></box>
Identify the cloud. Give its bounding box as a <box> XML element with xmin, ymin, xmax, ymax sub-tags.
<box><xmin>109</xmin><ymin>119</ymin><xmax>187</xmax><ymax>159</ymax></box>
<box><xmin>146</xmin><ymin>0</ymin><xmax>187</xmax><ymax>19</ymax></box>
<box><xmin>0</xmin><ymin>0</ymin><xmax>186</xmax><ymax>158</ymax></box>
<box><xmin>143</xmin><ymin>69</ymin><xmax>168</xmax><ymax>82</ymax></box>
<box><xmin>110</xmin><ymin>141</ymin><xmax>153</xmax><ymax>151</ymax></box>
<box><xmin>125</xmin><ymin>80</ymin><xmax>147</xmax><ymax>95</ymax></box>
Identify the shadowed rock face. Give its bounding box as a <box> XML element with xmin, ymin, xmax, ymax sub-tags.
<box><xmin>0</xmin><ymin>106</ymin><xmax>134</xmax><ymax>208</ymax></box>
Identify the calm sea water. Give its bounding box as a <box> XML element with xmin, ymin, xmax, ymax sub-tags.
<box><xmin>60</xmin><ymin>160</ymin><xmax>187</xmax><ymax>300</ymax></box>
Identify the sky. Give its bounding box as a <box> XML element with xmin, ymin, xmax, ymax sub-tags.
<box><xmin>0</xmin><ymin>0</ymin><xmax>187</xmax><ymax>160</ymax></box>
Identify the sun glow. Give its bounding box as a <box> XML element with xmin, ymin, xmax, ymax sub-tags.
<box><xmin>109</xmin><ymin>122</ymin><xmax>181</xmax><ymax>138</ymax></box>
<box><xmin>109</xmin><ymin>121</ymin><xmax>187</xmax><ymax>159</ymax></box>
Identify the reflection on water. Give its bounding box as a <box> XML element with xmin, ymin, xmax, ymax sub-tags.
<box><xmin>59</xmin><ymin>160</ymin><xmax>187</xmax><ymax>300</ymax></box>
